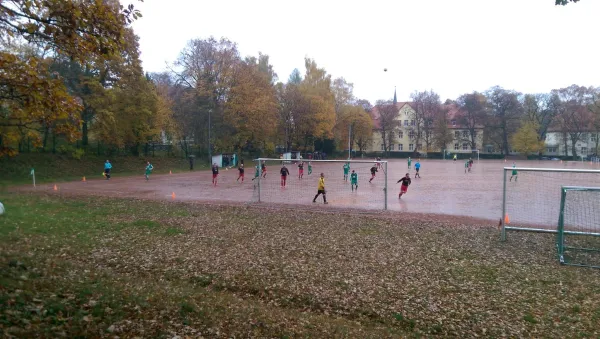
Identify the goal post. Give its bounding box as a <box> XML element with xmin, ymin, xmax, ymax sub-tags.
<box><xmin>252</xmin><ymin>158</ymin><xmax>388</xmax><ymax>210</ymax></box>
<box><xmin>557</xmin><ymin>186</ymin><xmax>600</xmax><ymax>268</ymax></box>
<box><xmin>501</xmin><ymin>167</ymin><xmax>600</xmax><ymax>241</ymax></box>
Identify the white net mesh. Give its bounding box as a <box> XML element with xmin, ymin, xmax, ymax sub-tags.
<box><xmin>504</xmin><ymin>169</ymin><xmax>600</xmax><ymax>230</ymax></box>
<box><xmin>250</xmin><ymin>159</ymin><xmax>387</xmax><ymax>210</ymax></box>
<box><xmin>558</xmin><ymin>187</ymin><xmax>600</xmax><ymax>268</ymax></box>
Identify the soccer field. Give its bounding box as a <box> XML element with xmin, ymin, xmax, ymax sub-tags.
<box><xmin>26</xmin><ymin>158</ymin><xmax>600</xmax><ymax>223</ymax></box>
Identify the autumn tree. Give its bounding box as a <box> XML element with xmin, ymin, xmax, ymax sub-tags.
<box><xmin>0</xmin><ymin>0</ymin><xmax>141</xmax><ymax>156</ymax></box>
<box><xmin>336</xmin><ymin>105</ymin><xmax>373</xmax><ymax>154</ymax></box>
<box><xmin>375</xmin><ymin>100</ymin><xmax>400</xmax><ymax>157</ymax></box>
<box><xmin>296</xmin><ymin>58</ymin><xmax>336</xmax><ymax>151</ymax></box>
<box><xmin>552</xmin><ymin>85</ymin><xmax>596</xmax><ymax>157</ymax></box>
<box><xmin>225</xmin><ymin>57</ymin><xmax>279</xmax><ymax>153</ymax></box>
<box><xmin>410</xmin><ymin>90</ymin><xmax>441</xmax><ymax>152</ymax></box>
<box><xmin>511</xmin><ymin>122</ymin><xmax>545</xmax><ymax>156</ymax></box>
<box><xmin>456</xmin><ymin>92</ymin><xmax>487</xmax><ymax>152</ymax></box>
<box><xmin>173</xmin><ymin>37</ymin><xmax>241</xmax><ymax>155</ymax></box>
<box><xmin>521</xmin><ymin>93</ymin><xmax>560</xmax><ymax>154</ymax></box>
<box><xmin>433</xmin><ymin>108</ymin><xmax>454</xmax><ymax>153</ymax></box>
<box><xmin>485</xmin><ymin>87</ymin><xmax>523</xmax><ymax>155</ymax></box>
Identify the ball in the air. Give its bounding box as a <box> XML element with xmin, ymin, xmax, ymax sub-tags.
<box><xmin>383</xmin><ymin>68</ymin><xmax>387</xmax><ymax>72</ymax></box>
<box><xmin>0</xmin><ymin>202</ymin><xmax>4</xmax><ymax>215</ymax></box>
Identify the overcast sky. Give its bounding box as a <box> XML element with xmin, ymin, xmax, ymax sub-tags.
<box><xmin>128</xmin><ymin>0</ymin><xmax>599</xmax><ymax>103</ymax></box>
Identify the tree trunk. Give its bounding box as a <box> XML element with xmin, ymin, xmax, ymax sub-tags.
<box><xmin>42</xmin><ymin>126</ymin><xmax>49</xmax><ymax>152</ymax></box>
<box><xmin>82</xmin><ymin>120</ymin><xmax>89</xmax><ymax>146</ymax></box>
<box><xmin>502</xmin><ymin>123</ymin><xmax>510</xmax><ymax>155</ymax></box>
<box><xmin>570</xmin><ymin>135</ymin><xmax>578</xmax><ymax>159</ymax></box>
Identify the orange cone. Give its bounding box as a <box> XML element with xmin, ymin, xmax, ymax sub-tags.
<box><xmin>504</xmin><ymin>214</ymin><xmax>510</xmax><ymax>224</ymax></box>
<box><xmin>171</xmin><ymin>192</ymin><xmax>176</xmax><ymax>200</ymax></box>
<box><xmin>82</xmin><ymin>176</ymin><xmax>86</xmax><ymax>182</ymax></box>
<box><xmin>53</xmin><ymin>184</ymin><xmax>58</xmax><ymax>191</ymax></box>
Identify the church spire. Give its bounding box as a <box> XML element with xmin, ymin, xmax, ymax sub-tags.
<box><xmin>393</xmin><ymin>86</ymin><xmax>397</xmax><ymax>105</ymax></box>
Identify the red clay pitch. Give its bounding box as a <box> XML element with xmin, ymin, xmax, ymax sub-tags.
<box><xmin>24</xmin><ymin>159</ymin><xmax>600</xmax><ymax>223</ymax></box>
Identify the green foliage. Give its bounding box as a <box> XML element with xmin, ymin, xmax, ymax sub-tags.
<box><xmin>556</xmin><ymin>0</ymin><xmax>580</xmax><ymax>5</ymax></box>
<box><xmin>511</xmin><ymin>122</ymin><xmax>545</xmax><ymax>156</ymax></box>
<box><xmin>0</xmin><ymin>1</ymin><xmax>142</xmax><ymax>157</ymax></box>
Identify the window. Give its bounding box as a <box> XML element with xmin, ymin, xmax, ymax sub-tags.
<box><xmin>462</xmin><ymin>143</ymin><xmax>468</xmax><ymax>150</ymax></box>
<box><xmin>454</xmin><ymin>131</ymin><xmax>460</xmax><ymax>138</ymax></box>
<box><xmin>547</xmin><ymin>147</ymin><xmax>557</xmax><ymax>153</ymax></box>
<box><xmin>592</xmin><ymin>134</ymin><xmax>597</xmax><ymax>142</ymax></box>
<box><xmin>404</xmin><ymin>120</ymin><xmax>408</xmax><ymax>126</ymax></box>
<box><xmin>410</xmin><ymin>120</ymin><xmax>415</xmax><ymax>126</ymax></box>
<box><xmin>409</xmin><ymin>131</ymin><xmax>415</xmax><ymax>139</ymax></box>
<box><xmin>398</xmin><ymin>144</ymin><xmax>403</xmax><ymax>151</ymax></box>
<box><xmin>398</xmin><ymin>131</ymin><xmax>403</xmax><ymax>139</ymax></box>
<box><xmin>380</xmin><ymin>144</ymin><xmax>384</xmax><ymax>151</ymax></box>
<box><xmin>454</xmin><ymin>143</ymin><xmax>459</xmax><ymax>150</ymax></box>
<box><xmin>486</xmin><ymin>146</ymin><xmax>493</xmax><ymax>153</ymax></box>
<box><xmin>581</xmin><ymin>147</ymin><xmax>588</xmax><ymax>154</ymax></box>
<box><xmin>473</xmin><ymin>131</ymin><xmax>477</xmax><ymax>138</ymax></box>
<box><xmin>451</xmin><ymin>120</ymin><xmax>456</xmax><ymax>126</ymax></box>
<box><xmin>417</xmin><ymin>144</ymin><xmax>422</xmax><ymax>150</ymax></box>
<box><xmin>463</xmin><ymin>131</ymin><xmax>469</xmax><ymax>138</ymax></box>
<box><xmin>409</xmin><ymin>144</ymin><xmax>414</xmax><ymax>151</ymax></box>
<box><xmin>581</xmin><ymin>133</ymin><xmax>587</xmax><ymax>140</ymax></box>
<box><xmin>390</xmin><ymin>144</ymin><xmax>395</xmax><ymax>151</ymax></box>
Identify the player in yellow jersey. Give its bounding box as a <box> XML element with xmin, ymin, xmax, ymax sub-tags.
<box><xmin>312</xmin><ymin>173</ymin><xmax>328</xmax><ymax>204</ymax></box>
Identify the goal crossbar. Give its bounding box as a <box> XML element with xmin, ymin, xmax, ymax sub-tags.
<box><xmin>254</xmin><ymin>158</ymin><xmax>387</xmax><ymax>164</ymax></box>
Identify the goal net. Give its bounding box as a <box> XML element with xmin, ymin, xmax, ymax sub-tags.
<box><xmin>501</xmin><ymin>167</ymin><xmax>600</xmax><ymax>239</ymax></box>
<box><xmin>557</xmin><ymin>186</ymin><xmax>600</xmax><ymax>268</ymax></box>
<box><xmin>250</xmin><ymin>158</ymin><xmax>388</xmax><ymax>210</ymax></box>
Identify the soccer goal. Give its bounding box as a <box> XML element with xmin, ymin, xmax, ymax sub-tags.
<box><xmin>501</xmin><ymin>167</ymin><xmax>600</xmax><ymax>241</ymax></box>
<box><xmin>251</xmin><ymin>158</ymin><xmax>389</xmax><ymax>210</ymax></box>
<box><xmin>557</xmin><ymin>186</ymin><xmax>600</xmax><ymax>268</ymax></box>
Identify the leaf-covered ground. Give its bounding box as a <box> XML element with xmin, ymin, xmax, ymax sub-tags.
<box><xmin>1</xmin><ymin>193</ymin><xmax>599</xmax><ymax>337</ymax></box>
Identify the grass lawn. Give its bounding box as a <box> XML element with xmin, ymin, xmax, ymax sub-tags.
<box><xmin>0</xmin><ymin>153</ymin><xmax>208</xmax><ymax>188</ymax></box>
<box><xmin>1</xmin><ymin>192</ymin><xmax>599</xmax><ymax>337</ymax></box>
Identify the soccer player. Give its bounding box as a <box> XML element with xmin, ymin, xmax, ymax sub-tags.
<box><xmin>350</xmin><ymin>170</ymin><xmax>358</xmax><ymax>191</ymax></box>
<box><xmin>376</xmin><ymin>157</ymin><xmax>382</xmax><ymax>169</ymax></box>
<box><xmin>312</xmin><ymin>173</ymin><xmax>328</xmax><ymax>204</ymax></box>
<box><xmin>261</xmin><ymin>162</ymin><xmax>267</xmax><ymax>178</ymax></box>
<box><xmin>368</xmin><ymin>165</ymin><xmax>378</xmax><ymax>183</ymax></box>
<box><xmin>510</xmin><ymin>162</ymin><xmax>518</xmax><ymax>182</ymax></box>
<box><xmin>298</xmin><ymin>162</ymin><xmax>304</xmax><ymax>179</ymax></box>
<box><xmin>397</xmin><ymin>173</ymin><xmax>411</xmax><ymax>199</ymax></box>
<box><xmin>468</xmin><ymin>158</ymin><xmax>474</xmax><ymax>172</ymax></box>
<box><xmin>464</xmin><ymin>160</ymin><xmax>469</xmax><ymax>173</ymax></box>
<box><xmin>308</xmin><ymin>161</ymin><xmax>313</xmax><ymax>175</ymax></box>
<box><xmin>145</xmin><ymin>161</ymin><xmax>154</xmax><ymax>181</ymax></box>
<box><xmin>414</xmin><ymin>160</ymin><xmax>421</xmax><ymax>178</ymax></box>
<box><xmin>407</xmin><ymin>157</ymin><xmax>412</xmax><ymax>170</ymax></box>
<box><xmin>104</xmin><ymin>160</ymin><xmax>112</xmax><ymax>180</ymax></box>
<box><xmin>280</xmin><ymin>164</ymin><xmax>290</xmax><ymax>187</ymax></box>
<box><xmin>343</xmin><ymin>162</ymin><xmax>350</xmax><ymax>181</ymax></box>
<box><xmin>453</xmin><ymin>154</ymin><xmax>457</xmax><ymax>162</ymax></box>
<box><xmin>212</xmin><ymin>163</ymin><xmax>219</xmax><ymax>185</ymax></box>
<box><xmin>237</xmin><ymin>164</ymin><xmax>244</xmax><ymax>182</ymax></box>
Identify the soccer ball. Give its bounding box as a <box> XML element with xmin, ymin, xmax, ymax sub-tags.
<box><xmin>0</xmin><ymin>202</ymin><xmax>4</xmax><ymax>215</ymax></box>
<box><xmin>383</xmin><ymin>68</ymin><xmax>388</xmax><ymax>72</ymax></box>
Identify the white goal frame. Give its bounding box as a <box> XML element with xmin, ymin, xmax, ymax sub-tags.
<box><xmin>501</xmin><ymin>167</ymin><xmax>600</xmax><ymax>241</ymax></box>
